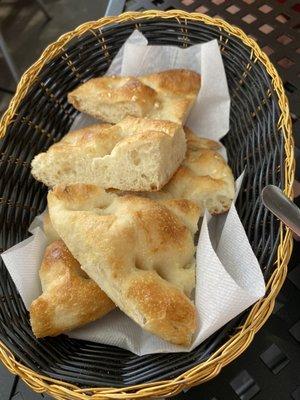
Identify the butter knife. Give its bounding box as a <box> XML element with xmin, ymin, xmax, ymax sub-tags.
<box><xmin>261</xmin><ymin>185</ymin><xmax>300</xmax><ymax>236</ymax></box>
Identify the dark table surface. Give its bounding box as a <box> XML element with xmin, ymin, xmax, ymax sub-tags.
<box><xmin>0</xmin><ymin>1</ymin><xmax>299</xmax><ymax>399</ymax></box>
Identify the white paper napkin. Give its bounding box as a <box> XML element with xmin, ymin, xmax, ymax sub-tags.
<box><xmin>1</xmin><ymin>227</ymin><xmax>46</xmax><ymax>309</ymax></box>
<box><xmin>1</xmin><ymin>31</ymin><xmax>265</xmax><ymax>356</ymax></box>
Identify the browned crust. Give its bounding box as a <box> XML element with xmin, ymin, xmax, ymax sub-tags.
<box><xmin>67</xmin><ymin>69</ymin><xmax>201</xmax><ymax>124</ymax></box>
<box><xmin>126</xmin><ymin>272</ymin><xmax>196</xmax><ymax>346</ymax></box>
<box><xmin>68</xmin><ymin>76</ymin><xmax>157</xmax><ymax>105</ymax></box>
<box><xmin>184</xmin><ymin>127</ymin><xmax>221</xmax><ymax>150</ymax></box>
<box><xmin>141</xmin><ymin>69</ymin><xmax>201</xmax><ymax>96</ymax></box>
<box><xmin>148</xmin><ymin>128</ymin><xmax>235</xmax><ymax>215</ymax></box>
<box><xmin>30</xmin><ymin>240</ymin><xmax>115</xmax><ymax>338</ymax></box>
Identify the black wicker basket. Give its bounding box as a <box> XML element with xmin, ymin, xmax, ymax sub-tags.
<box><xmin>0</xmin><ymin>10</ymin><xmax>294</xmax><ymax>399</ymax></box>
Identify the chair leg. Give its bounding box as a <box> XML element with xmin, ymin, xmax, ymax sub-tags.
<box><xmin>34</xmin><ymin>0</ymin><xmax>52</xmax><ymax>20</ymax></box>
<box><xmin>0</xmin><ymin>86</ymin><xmax>14</xmax><ymax>95</ymax></box>
<box><xmin>0</xmin><ymin>30</ymin><xmax>19</xmax><ymax>84</ymax></box>
<box><xmin>105</xmin><ymin>0</ymin><xmax>126</xmax><ymax>16</ymax></box>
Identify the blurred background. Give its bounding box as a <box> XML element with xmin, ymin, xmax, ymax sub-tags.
<box><xmin>0</xmin><ymin>0</ymin><xmax>110</xmax><ymax>113</ymax></box>
<box><xmin>0</xmin><ymin>1</ymin><xmax>299</xmax><ymax>399</ymax></box>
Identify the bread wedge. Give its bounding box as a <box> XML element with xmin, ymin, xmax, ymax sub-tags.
<box><xmin>31</xmin><ymin>116</ymin><xmax>186</xmax><ymax>191</ymax></box>
<box><xmin>68</xmin><ymin>69</ymin><xmax>201</xmax><ymax>124</ymax></box>
<box><xmin>119</xmin><ymin>128</ymin><xmax>235</xmax><ymax>215</ymax></box>
<box><xmin>29</xmin><ymin>240</ymin><xmax>115</xmax><ymax>338</ymax></box>
<box><xmin>48</xmin><ymin>184</ymin><xmax>200</xmax><ymax>345</ymax></box>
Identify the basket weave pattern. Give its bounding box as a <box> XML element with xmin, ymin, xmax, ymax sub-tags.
<box><xmin>0</xmin><ymin>10</ymin><xmax>294</xmax><ymax>400</ymax></box>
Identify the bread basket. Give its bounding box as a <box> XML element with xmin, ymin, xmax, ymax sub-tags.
<box><xmin>0</xmin><ymin>10</ymin><xmax>294</xmax><ymax>399</ymax></box>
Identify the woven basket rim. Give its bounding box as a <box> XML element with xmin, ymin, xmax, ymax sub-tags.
<box><xmin>0</xmin><ymin>10</ymin><xmax>295</xmax><ymax>400</ymax></box>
